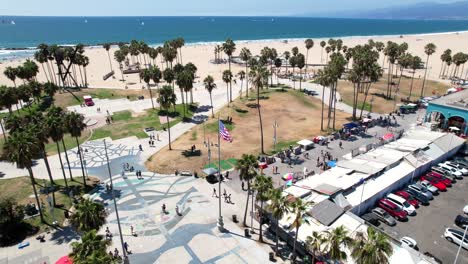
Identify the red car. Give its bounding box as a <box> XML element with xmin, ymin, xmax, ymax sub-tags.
<box><xmin>420</xmin><ymin>175</ymin><xmax>447</xmax><ymax>191</ymax></box>
<box><xmin>377</xmin><ymin>199</ymin><xmax>408</xmax><ymax>221</ymax></box>
<box><xmin>394</xmin><ymin>190</ymin><xmax>420</xmax><ymax>208</ymax></box>
<box><xmin>427</xmin><ymin>171</ymin><xmax>452</xmax><ymax>187</ymax></box>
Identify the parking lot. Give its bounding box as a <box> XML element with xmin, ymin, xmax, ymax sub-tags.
<box><xmin>378</xmin><ymin>173</ymin><xmax>468</xmax><ymax>263</ymax></box>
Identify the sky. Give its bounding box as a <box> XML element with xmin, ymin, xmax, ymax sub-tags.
<box><xmin>0</xmin><ymin>0</ymin><xmax>461</xmax><ymax>16</ymax></box>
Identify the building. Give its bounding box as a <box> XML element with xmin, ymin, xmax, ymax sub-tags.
<box><xmin>425</xmin><ymin>89</ymin><xmax>468</xmax><ymax>135</ymax></box>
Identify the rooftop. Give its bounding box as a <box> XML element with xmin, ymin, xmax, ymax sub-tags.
<box><xmin>429</xmin><ymin>89</ymin><xmax>468</xmax><ymax>110</ymax></box>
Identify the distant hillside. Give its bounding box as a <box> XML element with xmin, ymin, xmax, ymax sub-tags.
<box><xmin>304</xmin><ymin>1</ymin><xmax>468</xmax><ymax>20</ymax></box>
<box><xmin>346</xmin><ymin>1</ymin><xmax>468</xmax><ymax>20</ymax></box>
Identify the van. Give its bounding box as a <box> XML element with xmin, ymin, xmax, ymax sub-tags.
<box><xmin>387</xmin><ymin>193</ymin><xmax>416</xmax><ymax>216</ymax></box>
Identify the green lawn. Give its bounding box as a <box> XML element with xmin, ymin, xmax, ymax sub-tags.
<box><xmin>268</xmin><ymin>140</ymin><xmax>298</xmax><ymax>155</ymax></box>
<box><xmin>203</xmin><ymin>158</ymin><xmax>237</xmax><ymax>171</ymax></box>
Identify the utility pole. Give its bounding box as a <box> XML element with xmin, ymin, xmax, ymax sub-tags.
<box><xmin>103</xmin><ymin>139</ymin><xmax>128</xmax><ymax>263</ymax></box>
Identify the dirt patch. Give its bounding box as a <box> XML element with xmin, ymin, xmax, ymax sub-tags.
<box><xmin>337</xmin><ymin>74</ymin><xmax>449</xmax><ymax>114</ymax></box>
<box><xmin>146</xmin><ymin>89</ymin><xmax>349</xmax><ymax>174</ymax></box>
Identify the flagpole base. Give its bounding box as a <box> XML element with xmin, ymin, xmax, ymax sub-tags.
<box><xmin>217</xmin><ymin>216</ymin><xmax>226</xmax><ymax>232</ymax></box>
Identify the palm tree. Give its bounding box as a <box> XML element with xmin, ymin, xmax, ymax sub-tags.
<box><xmin>150</xmin><ymin>66</ymin><xmax>162</xmax><ymax>101</ymax></box>
<box><xmin>0</xmin><ymin>86</ymin><xmax>17</xmax><ymax>115</ymax></box>
<box><xmin>305</xmin><ymin>39</ymin><xmax>314</xmax><ymax>70</ymax></box>
<box><xmin>251</xmin><ymin>64</ymin><xmax>268</xmax><ymax>154</ymax></box>
<box><xmin>45</xmin><ymin>107</ymin><xmax>69</xmax><ymax>189</ymax></box>
<box><xmin>140</xmin><ymin>69</ymin><xmax>155</xmax><ymax>109</ymax></box>
<box><xmin>235</xmin><ymin>154</ymin><xmax>258</xmax><ymax>227</ymax></box>
<box><xmin>351</xmin><ymin>227</ymin><xmax>393</xmax><ymax>264</ymax></box>
<box><xmin>222</xmin><ymin>38</ymin><xmax>236</xmax><ymax>102</ymax></box>
<box><xmin>320</xmin><ymin>41</ymin><xmax>326</xmax><ymax>63</ymax></box>
<box><xmin>69</xmin><ymin>230</ymin><xmax>112</xmax><ymax>264</ymax></box>
<box><xmin>114</xmin><ymin>49</ymin><xmax>126</xmax><ymax>81</ymax></box>
<box><xmin>289</xmin><ymin>56</ymin><xmax>297</xmax><ymax>89</ymax></box>
<box><xmin>237</xmin><ymin>70</ymin><xmax>245</xmax><ymax>98</ymax></box>
<box><xmin>421</xmin><ymin>43</ymin><xmax>436</xmax><ymax>97</ymax></box>
<box><xmin>290</xmin><ymin>199</ymin><xmax>313</xmax><ymax>260</ymax></box>
<box><xmin>70</xmin><ymin>198</ymin><xmax>107</xmax><ymax>232</ymax></box>
<box><xmin>252</xmin><ymin>175</ymin><xmax>273</xmax><ymax>242</ymax></box>
<box><xmin>283</xmin><ymin>51</ymin><xmax>291</xmax><ymax>76</ymax></box>
<box><xmin>274</xmin><ymin>58</ymin><xmax>282</xmax><ymax>85</ymax></box>
<box><xmin>184</xmin><ymin>63</ymin><xmax>197</xmax><ymax>104</ymax></box>
<box><xmin>306</xmin><ymin>231</ymin><xmax>325</xmax><ymax>264</ymax></box>
<box><xmin>323</xmin><ymin>225</ymin><xmax>354</xmax><ymax>262</ymax></box>
<box><xmin>296</xmin><ymin>53</ymin><xmax>305</xmax><ymax>91</ymax></box>
<box><xmin>268</xmin><ymin>188</ymin><xmax>290</xmax><ymax>254</ymax></box>
<box><xmin>240</xmin><ymin>48</ymin><xmax>252</xmax><ymax>94</ymax></box>
<box><xmin>4</xmin><ymin>66</ymin><xmax>18</xmax><ymax>87</ymax></box>
<box><xmin>34</xmin><ymin>51</ymin><xmax>50</xmax><ymax>82</ymax></box>
<box><xmin>222</xmin><ymin>70</ymin><xmax>232</xmax><ymax>107</ymax></box>
<box><xmin>316</xmin><ymin>69</ymin><xmax>331</xmax><ymax>131</ymax></box>
<box><xmin>325</xmin><ymin>46</ymin><xmax>332</xmax><ymax>64</ymax></box>
<box><xmin>65</xmin><ymin>112</ymin><xmax>87</xmax><ymax>186</ymax></box>
<box><xmin>203</xmin><ymin>75</ymin><xmax>217</xmax><ymax>118</ymax></box>
<box><xmin>103</xmin><ymin>43</ymin><xmax>113</xmax><ymax>72</ymax></box>
<box><xmin>409</xmin><ymin>55</ymin><xmax>423</xmax><ymax>100</ymax></box>
<box><xmin>176</xmin><ymin>70</ymin><xmax>193</xmax><ymax>116</ymax></box>
<box><xmin>157</xmin><ymin>85</ymin><xmax>177</xmax><ymax>150</ymax></box>
<box><xmin>2</xmin><ymin>130</ymin><xmax>44</xmax><ymax>222</ymax></box>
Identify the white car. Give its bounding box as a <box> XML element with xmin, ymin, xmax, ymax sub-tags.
<box><xmin>443</xmin><ymin>161</ymin><xmax>468</xmax><ymax>175</ymax></box>
<box><xmin>387</xmin><ymin>193</ymin><xmax>416</xmax><ymax>216</ymax></box>
<box><xmin>438</xmin><ymin>164</ymin><xmax>463</xmax><ymax>178</ymax></box>
<box><xmin>444</xmin><ymin>228</ymin><xmax>468</xmax><ymax>250</ymax></box>
<box><xmin>464</xmin><ymin>205</ymin><xmax>468</xmax><ymax>215</ymax></box>
<box><xmin>400</xmin><ymin>236</ymin><xmax>418</xmax><ymax>249</ymax></box>
<box><xmin>419</xmin><ymin>180</ymin><xmax>439</xmax><ymax>195</ymax></box>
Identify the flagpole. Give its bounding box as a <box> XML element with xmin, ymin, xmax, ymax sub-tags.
<box><xmin>217</xmin><ymin>116</ymin><xmax>225</xmax><ymax>232</ymax></box>
<box><xmin>104</xmin><ymin>139</ymin><xmax>128</xmax><ymax>263</ymax></box>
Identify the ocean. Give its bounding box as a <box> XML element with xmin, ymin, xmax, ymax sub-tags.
<box><xmin>2</xmin><ymin>16</ymin><xmax>468</xmax><ymax>58</ymax></box>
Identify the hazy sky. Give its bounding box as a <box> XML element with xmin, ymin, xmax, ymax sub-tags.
<box><xmin>1</xmin><ymin>0</ymin><xmax>460</xmax><ymax>16</ymax></box>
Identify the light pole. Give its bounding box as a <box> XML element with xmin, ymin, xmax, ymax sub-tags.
<box><xmin>103</xmin><ymin>139</ymin><xmax>128</xmax><ymax>262</ymax></box>
<box><xmin>453</xmin><ymin>224</ymin><xmax>468</xmax><ymax>264</ymax></box>
<box><xmin>217</xmin><ymin>118</ymin><xmax>224</xmax><ymax>232</ymax></box>
<box><xmin>273</xmin><ymin>120</ymin><xmax>278</xmax><ymax>153</ymax></box>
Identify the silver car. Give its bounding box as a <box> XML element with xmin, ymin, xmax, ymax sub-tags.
<box><xmin>408</xmin><ymin>183</ymin><xmax>433</xmax><ymax>200</ymax></box>
<box><xmin>371</xmin><ymin>208</ymin><xmax>397</xmax><ymax>226</ymax></box>
<box><xmin>419</xmin><ymin>180</ymin><xmax>439</xmax><ymax>195</ymax></box>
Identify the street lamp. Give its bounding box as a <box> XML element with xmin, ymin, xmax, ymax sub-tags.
<box><xmin>273</xmin><ymin>120</ymin><xmax>278</xmax><ymax>153</ymax></box>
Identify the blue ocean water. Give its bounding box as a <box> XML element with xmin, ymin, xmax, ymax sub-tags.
<box><xmin>2</xmin><ymin>16</ymin><xmax>468</xmax><ymax>49</ymax></box>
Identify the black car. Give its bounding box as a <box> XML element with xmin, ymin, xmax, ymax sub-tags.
<box><xmin>361</xmin><ymin>212</ymin><xmax>380</xmax><ymax>226</ymax></box>
<box><xmin>455</xmin><ymin>215</ymin><xmax>468</xmax><ymax>228</ymax></box>
<box><xmin>405</xmin><ymin>188</ymin><xmax>430</xmax><ymax>206</ymax></box>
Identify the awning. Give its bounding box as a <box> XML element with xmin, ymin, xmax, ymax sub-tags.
<box><xmin>343</xmin><ymin>122</ymin><xmax>358</xmax><ymax>129</ymax></box>
<box><xmin>332</xmin><ymin>193</ymin><xmax>352</xmax><ymax>210</ymax></box>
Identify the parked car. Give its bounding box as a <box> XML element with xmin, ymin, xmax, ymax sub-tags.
<box><xmin>394</xmin><ymin>190</ymin><xmax>419</xmax><ymax>208</ymax></box>
<box><xmin>464</xmin><ymin>205</ymin><xmax>468</xmax><ymax>215</ymax></box>
<box><xmin>444</xmin><ymin>228</ymin><xmax>468</xmax><ymax>250</ymax></box>
<box><xmin>437</xmin><ymin>164</ymin><xmax>464</xmax><ymax>179</ymax></box>
<box><xmin>371</xmin><ymin>207</ymin><xmax>397</xmax><ymax>226</ymax></box>
<box><xmin>455</xmin><ymin>215</ymin><xmax>468</xmax><ymax>228</ymax></box>
<box><xmin>400</xmin><ymin>236</ymin><xmax>418</xmax><ymax>250</ymax></box>
<box><xmin>408</xmin><ymin>183</ymin><xmax>433</xmax><ymax>200</ymax></box>
<box><xmin>452</xmin><ymin>157</ymin><xmax>468</xmax><ymax>167</ymax></box>
<box><xmin>423</xmin><ymin>252</ymin><xmax>443</xmax><ymax>264</ymax></box>
<box><xmin>419</xmin><ymin>180</ymin><xmax>439</xmax><ymax>195</ymax></box>
<box><xmin>431</xmin><ymin>166</ymin><xmax>459</xmax><ymax>181</ymax></box>
<box><xmin>405</xmin><ymin>188</ymin><xmax>430</xmax><ymax>205</ymax></box>
<box><xmin>377</xmin><ymin>199</ymin><xmax>408</xmax><ymax>221</ymax></box>
<box><xmin>386</xmin><ymin>193</ymin><xmax>416</xmax><ymax>216</ymax></box>
<box><xmin>361</xmin><ymin>213</ymin><xmax>380</xmax><ymax>226</ymax></box>
<box><xmin>420</xmin><ymin>176</ymin><xmax>447</xmax><ymax>192</ymax></box>
<box><xmin>443</xmin><ymin>161</ymin><xmax>468</xmax><ymax>175</ymax></box>
<box><xmin>450</xmin><ymin>160</ymin><xmax>468</xmax><ymax>170</ymax></box>
<box><xmin>426</xmin><ymin>171</ymin><xmax>453</xmax><ymax>186</ymax></box>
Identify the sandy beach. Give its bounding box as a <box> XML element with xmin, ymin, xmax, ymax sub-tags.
<box><xmin>1</xmin><ymin>31</ymin><xmax>467</xmax><ymax>89</ymax></box>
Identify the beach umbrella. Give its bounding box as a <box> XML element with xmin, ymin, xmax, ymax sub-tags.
<box><xmin>282</xmin><ymin>173</ymin><xmax>293</xmax><ymax>181</ymax></box>
<box><xmin>56</xmin><ymin>256</ymin><xmax>73</xmax><ymax>264</ymax></box>
<box><xmin>382</xmin><ymin>133</ymin><xmax>394</xmax><ymax>141</ymax></box>
<box><xmin>286</xmin><ymin>180</ymin><xmax>293</xmax><ymax>186</ymax></box>
<box><xmin>327</xmin><ymin>160</ymin><xmax>337</xmax><ymax>167</ymax></box>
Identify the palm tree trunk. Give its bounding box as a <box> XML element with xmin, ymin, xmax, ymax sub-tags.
<box><xmin>41</xmin><ymin>147</ymin><xmax>56</xmax><ymax>206</ymax></box>
<box><xmin>333</xmin><ymin>82</ymin><xmax>338</xmax><ymax>130</ymax></box>
<box><xmin>359</xmin><ymin>83</ymin><xmax>372</xmax><ymax>119</ymax></box>
<box><xmin>27</xmin><ymin>167</ymin><xmax>44</xmax><ymax>223</ymax></box>
<box><xmin>166</xmin><ymin>114</ymin><xmax>172</xmax><ymax>150</ymax></box>
<box><xmin>210</xmin><ymin>93</ymin><xmax>214</xmax><ymax>118</ymax></box>
<box><xmin>299</xmin><ymin>68</ymin><xmax>302</xmax><ymax>91</ymax></box>
<box><xmin>61</xmin><ymin>138</ymin><xmax>73</xmax><ymax>181</ymax></box>
<box><xmin>257</xmin><ymin>88</ymin><xmax>265</xmax><ymax>154</ymax></box>
<box><xmin>409</xmin><ymin>72</ymin><xmax>416</xmax><ymax>100</ymax></box>
<box><xmin>240</xmin><ymin>79</ymin><xmax>243</xmax><ymax>99</ymax></box>
<box><xmin>75</xmin><ymin>137</ymin><xmax>87</xmax><ymax>187</ymax></box>
<box><xmin>259</xmin><ymin>201</ymin><xmax>264</xmax><ymax>242</ymax></box>
<box><xmin>148</xmin><ymin>85</ymin><xmax>155</xmax><ymax>109</ymax></box>
<box><xmin>180</xmin><ymin>89</ymin><xmax>186</xmax><ymax>117</ymax></box>
<box><xmin>321</xmin><ymin>85</ymin><xmax>325</xmax><ymax>131</ymax></box>
<box><xmin>229</xmin><ymin>58</ymin><xmax>233</xmax><ymax>102</ymax></box>
<box><xmin>84</xmin><ymin>67</ymin><xmax>88</xmax><ymax>87</ymax></box>
<box><xmin>421</xmin><ymin>55</ymin><xmax>430</xmax><ymax>97</ymax></box>
<box><xmin>292</xmin><ymin>226</ymin><xmax>299</xmax><ymax>260</ymax></box>
<box><xmin>226</xmin><ymin>83</ymin><xmax>229</xmax><ymax>106</ymax></box>
<box><xmin>78</xmin><ymin>66</ymin><xmax>84</xmax><ymax>87</ymax></box>
<box><xmin>107</xmin><ymin>51</ymin><xmax>113</xmax><ymax>72</ymax></box>
<box><xmin>439</xmin><ymin>62</ymin><xmax>444</xmax><ymax>78</ymax></box>
<box><xmin>56</xmin><ymin>142</ymin><xmax>69</xmax><ymax>189</ymax></box>
<box><xmin>243</xmin><ymin>184</ymin><xmax>250</xmax><ymax>227</ymax></box>
<box><xmin>275</xmin><ymin>218</ymin><xmax>280</xmax><ymax>255</ymax></box>
<box><xmin>245</xmin><ymin>64</ymin><xmax>249</xmax><ymax>94</ymax></box>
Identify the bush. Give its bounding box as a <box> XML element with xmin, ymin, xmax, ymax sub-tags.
<box><xmin>0</xmin><ymin>197</ymin><xmax>34</xmax><ymax>246</ymax></box>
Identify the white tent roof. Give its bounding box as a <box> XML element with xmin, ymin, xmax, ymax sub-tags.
<box><xmin>297</xmin><ymin>139</ymin><xmax>314</xmax><ymax>146</ymax></box>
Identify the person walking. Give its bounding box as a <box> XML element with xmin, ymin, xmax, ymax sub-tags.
<box><xmin>212</xmin><ymin>188</ymin><xmax>218</xmax><ymax>197</ymax></box>
<box><xmin>339</xmin><ymin>141</ymin><xmax>343</xmax><ymax>149</ymax></box>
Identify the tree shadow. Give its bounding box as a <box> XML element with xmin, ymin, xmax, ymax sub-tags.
<box><xmin>158</xmin><ymin>110</ymin><xmax>180</xmax><ymax>118</ymax></box>
<box><xmin>0</xmin><ymin>222</ymin><xmax>38</xmax><ymax>247</ymax></box>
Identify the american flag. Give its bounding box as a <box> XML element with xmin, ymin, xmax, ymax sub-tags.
<box><xmin>219</xmin><ymin>120</ymin><xmax>233</xmax><ymax>142</ymax></box>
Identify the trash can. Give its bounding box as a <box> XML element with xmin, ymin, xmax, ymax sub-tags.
<box><xmin>269</xmin><ymin>252</ymin><xmax>275</xmax><ymax>261</ymax></box>
<box><xmin>232</xmin><ymin>214</ymin><xmax>238</xmax><ymax>223</ymax></box>
<box><xmin>244</xmin><ymin>229</ymin><xmax>250</xmax><ymax>237</ymax></box>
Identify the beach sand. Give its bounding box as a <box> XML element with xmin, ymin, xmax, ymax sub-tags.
<box><xmin>1</xmin><ymin>31</ymin><xmax>466</xmax><ymax>89</ymax></box>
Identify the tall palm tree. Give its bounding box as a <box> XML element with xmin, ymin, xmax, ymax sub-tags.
<box><xmin>283</xmin><ymin>51</ymin><xmax>291</xmax><ymax>76</ymax></box>
<box><xmin>151</xmin><ymin>66</ymin><xmax>162</xmax><ymax>101</ymax></box>
<box><xmin>237</xmin><ymin>70</ymin><xmax>245</xmax><ymax>98</ymax></box>
<box><xmin>274</xmin><ymin>58</ymin><xmax>282</xmax><ymax>85</ymax></box>
<box><xmin>290</xmin><ymin>199</ymin><xmax>313</xmax><ymax>260</ymax></box>
<box><xmin>34</xmin><ymin>51</ymin><xmax>50</xmax><ymax>82</ymax></box>
<box><xmin>157</xmin><ymin>85</ymin><xmax>177</xmax><ymax>150</ymax></box>
<box><xmin>176</xmin><ymin>70</ymin><xmax>193</xmax><ymax>116</ymax></box>
<box><xmin>320</xmin><ymin>41</ymin><xmax>326</xmax><ymax>63</ymax></box>
<box><xmin>252</xmin><ymin>175</ymin><xmax>273</xmax><ymax>242</ymax></box>
<box><xmin>235</xmin><ymin>154</ymin><xmax>259</xmax><ymax>227</ymax></box>
<box><xmin>316</xmin><ymin>69</ymin><xmax>331</xmax><ymax>131</ymax></box>
<box><xmin>70</xmin><ymin>198</ymin><xmax>107</xmax><ymax>232</ymax></box>
<box><xmin>203</xmin><ymin>75</ymin><xmax>217</xmax><ymax>118</ymax></box>
<box><xmin>409</xmin><ymin>55</ymin><xmax>423</xmax><ymax>100</ymax></box>
<box><xmin>184</xmin><ymin>63</ymin><xmax>197</xmax><ymax>104</ymax></box>
<box><xmin>289</xmin><ymin>56</ymin><xmax>297</xmax><ymax>89</ymax></box>
<box><xmin>69</xmin><ymin>230</ymin><xmax>112</xmax><ymax>263</ymax></box>
<box><xmin>45</xmin><ymin>107</ymin><xmax>69</xmax><ymax>189</ymax></box>
<box><xmin>222</xmin><ymin>38</ymin><xmax>236</xmax><ymax>102</ymax></box>
<box><xmin>103</xmin><ymin>43</ymin><xmax>113</xmax><ymax>72</ymax></box>
<box><xmin>306</xmin><ymin>231</ymin><xmax>325</xmax><ymax>264</ymax></box>
<box><xmin>65</xmin><ymin>112</ymin><xmax>87</xmax><ymax>186</ymax></box>
<box><xmin>421</xmin><ymin>43</ymin><xmax>436</xmax><ymax>97</ymax></box>
<box><xmin>296</xmin><ymin>53</ymin><xmax>305</xmax><ymax>91</ymax></box>
<box><xmin>251</xmin><ymin>64</ymin><xmax>268</xmax><ymax>154</ymax></box>
<box><xmin>2</xmin><ymin>130</ymin><xmax>44</xmax><ymax>222</ymax></box>
<box><xmin>240</xmin><ymin>48</ymin><xmax>252</xmax><ymax>94</ymax></box>
<box><xmin>114</xmin><ymin>49</ymin><xmax>126</xmax><ymax>81</ymax></box>
<box><xmin>351</xmin><ymin>227</ymin><xmax>393</xmax><ymax>264</ymax></box>
<box><xmin>222</xmin><ymin>70</ymin><xmax>232</xmax><ymax>107</ymax></box>
<box><xmin>140</xmin><ymin>69</ymin><xmax>155</xmax><ymax>109</ymax></box>
<box><xmin>4</xmin><ymin>66</ymin><xmax>18</xmax><ymax>87</ymax></box>
<box><xmin>323</xmin><ymin>225</ymin><xmax>354</xmax><ymax>262</ymax></box>
<box><xmin>268</xmin><ymin>188</ymin><xmax>290</xmax><ymax>254</ymax></box>
<box><xmin>305</xmin><ymin>39</ymin><xmax>314</xmax><ymax>70</ymax></box>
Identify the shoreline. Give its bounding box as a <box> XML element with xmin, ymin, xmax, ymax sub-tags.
<box><xmin>1</xmin><ymin>29</ymin><xmax>468</xmax><ymax>53</ymax></box>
